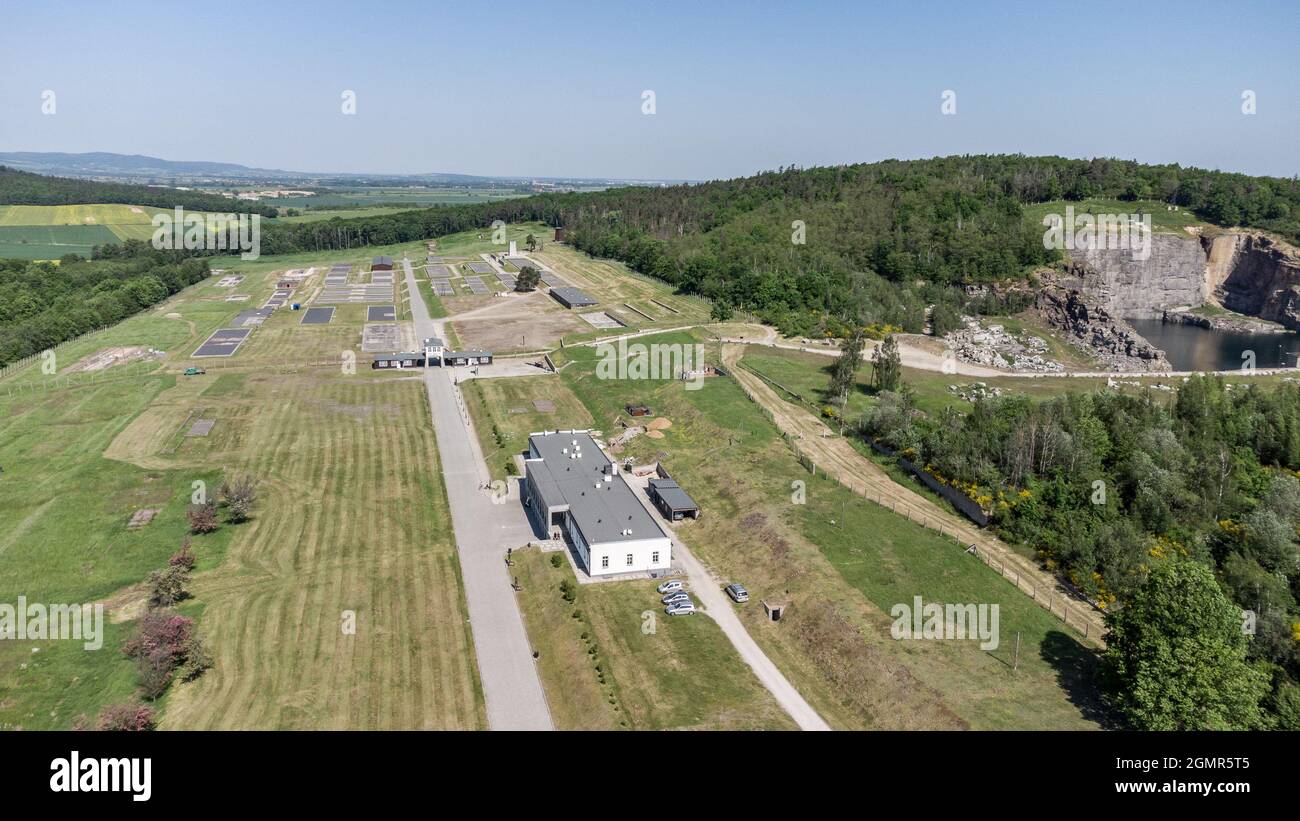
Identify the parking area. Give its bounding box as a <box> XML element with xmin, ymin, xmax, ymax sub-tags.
<box><xmin>367</xmin><ymin>305</ymin><xmax>397</xmax><ymax>322</ymax></box>
<box><xmin>301</xmin><ymin>306</ymin><xmax>335</xmax><ymax>325</ymax></box>
<box><xmin>192</xmin><ymin>327</ymin><xmax>252</xmax><ymax>358</ymax></box>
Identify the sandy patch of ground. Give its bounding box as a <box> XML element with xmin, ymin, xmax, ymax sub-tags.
<box><xmin>64</xmin><ymin>345</ymin><xmax>155</xmax><ymax>373</ymax></box>
<box><xmin>451</xmin><ymin>292</ymin><xmax>587</xmax><ymax>352</ymax></box>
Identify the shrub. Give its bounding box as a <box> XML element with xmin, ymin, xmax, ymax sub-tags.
<box><xmin>187</xmin><ymin>502</ymin><xmax>219</xmax><ymax>534</ymax></box>
<box><xmin>505</xmin><ymin>460</ymin><xmax>519</xmax><ymax>476</ymax></box>
<box><xmin>96</xmin><ymin>702</ymin><xmax>155</xmax><ymax>731</ymax></box>
<box><xmin>220</xmin><ymin>475</ymin><xmax>258</xmax><ymax>523</ymax></box>
<box><xmin>169</xmin><ymin>537</ymin><xmax>196</xmax><ymax>571</ymax></box>
<box><xmin>146</xmin><ymin>565</ymin><xmax>189</xmax><ymax>609</ymax></box>
<box><xmin>550</xmin><ymin>553</ymin><xmax>563</xmax><ymax>569</ymax></box>
<box><xmin>559</xmin><ymin>579</ymin><xmax>576</xmax><ymax>603</ymax></box>
<box><xmin>177</xmin><ymin>634</ymin><xmax>213</xmax><ymax>682</ymax></box>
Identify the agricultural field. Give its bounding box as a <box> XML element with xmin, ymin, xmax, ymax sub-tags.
<box><xmin>245</xmin><ymin>187</ymin><xmax>531</xmax><ymax>210</ymax></box>
<box><xmin>0</xmin><ymin>256</ymin><xmax>483</xmax><ymax>729</ymax></box>
<box><xmin>0</xmin><ymin>203</ymin><xmax>229</xmax><ymax>258</ymax></box>
<box><xmin>513</xmin><ymin>550</ymin><xmax>797</xmax><ymax>730</ymax></box>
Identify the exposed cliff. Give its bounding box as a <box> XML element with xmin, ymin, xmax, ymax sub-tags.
<box><xmin>1062</xmin><ymin>233</ymin><xmax>1209</xmax><ymax>318</ymax></box>
<box><xmin>1204</xmin><ymin>231</ymin><xmax>1300</xmax><ymax>331</ymax></box>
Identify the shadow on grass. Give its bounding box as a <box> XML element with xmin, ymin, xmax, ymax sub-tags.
<box><xmin>1039</xmin><ymin>630</ymin><xmax>1121</xmax><ymax>728</ymax></box>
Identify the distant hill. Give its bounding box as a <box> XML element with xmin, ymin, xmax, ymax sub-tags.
<box><xmin>0</xmin><ymin>165</ymin><xmax>276</xmax><ymax>216</ymax></box>
<box><xmin>0</xmin><ymin>151</ymin><xmax>687</xmax><ymax>188</ymax></box>
<box><xmin>0</xmin><ymin>151</ymin><xmax>296</xmax><ymax>179</ymax></box>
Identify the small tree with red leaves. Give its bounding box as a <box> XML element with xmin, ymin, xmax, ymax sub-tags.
<box><xmin>187</xmin><ymin>502</ymin><xmax>219</xmax><ymax>535</ymax></box>
<box><xmin>97</xmin><ymin>702</ymin><xmax>155</xmax><ymax>731</ymax></box>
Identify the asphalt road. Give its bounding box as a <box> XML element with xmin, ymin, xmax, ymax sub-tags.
<box><xmin>403</xmin><ymin>257</ymin><xmax>554</xmax><ymax>730</ymax></box>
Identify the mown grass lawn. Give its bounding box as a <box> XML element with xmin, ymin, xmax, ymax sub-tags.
<box><xmin>513</xmin><ymin>550</ymin><xmax>796</xmax><ymax>730</ymax></box>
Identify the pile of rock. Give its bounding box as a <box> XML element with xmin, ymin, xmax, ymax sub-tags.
<box><xmin>1036</xmin><ymin>285</ymin><xmax>1171</xmax><ymax>372</ymax></box>
<box><xmin>944</xmin><ymin>317</ymin><xmax>1065</xmax><ymax>372</ymax></box>
<box><xmin>948</xmin><ymin>382</ymin><xmax>1004</xmax><ymax>402</ymax></box>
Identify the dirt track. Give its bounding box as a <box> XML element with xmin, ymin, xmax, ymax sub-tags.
<box><xmin>722</xmin><ymin>344</ymin><xmax>1106</xmax><ymax>644</ymax></box>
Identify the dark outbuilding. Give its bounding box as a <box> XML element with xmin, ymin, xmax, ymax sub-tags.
<box><xmin>550</xmin><ymin>287</ymin><xmax>597</xmax><ymax>309</ymax></box>
<box><xmin>647</xmin><ymin>478</ymin><xmax>700</xmax><ymax>521</ymax></box>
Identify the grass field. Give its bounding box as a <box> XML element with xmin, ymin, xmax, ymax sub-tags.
<box><xmin>546</xmin><ymin>329</ymin><xmax>1105</xmax><ymax>729</ymax></box>
<box><xmin>0</xmin><ymin>255</ymin><xmax>484</xmax><ymax>729</ymax></box>
<box><xmin>1022</xmin><ymin>198</ymin><xmax>1212</xmax><ymax>235</ymax></box>
<box><xmin>513</xmin><ymin>550</ymin><xmax>797</xmax><ymax>730</ymax></box>
<box><xmin>0</xmin><ymin>203</ymin><xmax>232</xmax><ymax>258</ymax></box>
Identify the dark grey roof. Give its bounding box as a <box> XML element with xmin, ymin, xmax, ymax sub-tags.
<box><xmin>550</xmin><ymin>287</ymin><xmax>597</xmax><ymax>307</ymax></box>
<box><xmin>444</xmin><ymin>350</ymin><xmax>492</xmax><ymax>359</ymax></box>
<box><xmin>372</xmin><ymin>255</ymin><xmax>394</xmax><ymax>265</ymax></box>
<box><xmin>649</xmin><ymin>478</ymin><xmax>699</xmax><ymax>511</ymax></box>
<box><xmin>527</xmin><ymin>431</ymin><xmax>668</xmax><ymax>546</ymax></box>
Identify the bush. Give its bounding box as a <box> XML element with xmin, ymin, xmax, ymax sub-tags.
<box><xmin>177</xmin><ymin>634</ymin><xmax>213</xmax><ymax>682</ymax></box>
<box><xmin>219</xmin><ymin>475</ymin><xmax>258</xmax><ymax>523</ymax></box>
<box><xmin>96</xmin><ymin>702</ymin><xmax>155</xmax><ymax>731</ymax></box>
<box><xmin>169</xmin><ymin>537</ymin><xmax>196</xmax><ymax>571</ymax></box>
<box><xmin>549</xmin><ymin>553</ymin><xmax>563</xmax><ymax>568</ymax></box>
<box><xmin>187</xmin><ymin>502</ymin><xmax>219</xmax><ymax>534</ymax></box>
<box><xmin>559</xmin><ymin>579</ymin><xmax>576</xmax><ymax>603</ymax></box>
<box><xmin>122</xmin><ymin>610</ymin><xmax>204</xmax><ymax>699</ymax></box>
<box><xmin>505</xmin><ymin>460</ymin><xmax>519</xmax><ymax>476</ymax></box>
<box><xmin>146</xmin><ymin>565</ymin><xmax>189</xmax><ymax>609</ymax></box>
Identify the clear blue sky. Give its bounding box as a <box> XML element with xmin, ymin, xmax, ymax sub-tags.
<box><xmin>2</xmin><ymin>0</ymin><xmax>1297</xmax><ymax>180</ymax></box>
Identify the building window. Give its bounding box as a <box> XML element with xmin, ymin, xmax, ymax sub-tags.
<box><xmin>626</xmin><ymin>554</ymin><xmax>634</xmax><ymax>566</ymax></box>
<box><xmin>652</xmin><ymin>551</ymin><xmax>660</xmax><ymax>563</ymax></box>
<box><xmin>601</xmin><ymin>556</ymin><xmax>609</xmax><ymax>569</ymax></box>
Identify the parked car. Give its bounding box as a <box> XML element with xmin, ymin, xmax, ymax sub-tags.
<box><xmin>665</xmin><ymin>601</ymin><xmax>696</xmax><ymax>616</ymax></box>
<box><xmin>725</xmin><ymin>583</ymin><xmax>749</xmax><ymax>603</ymax></box>
<box><xmin>657</xmin><ymin>579</ymin><xmax>684</xmax><ymax>594</ymax></box>
<box><xmin>662</xmin><ymin>591</ymin><xmax>691</xmax><ymax>605</ymax></box>
<box><xmin>183</xmin><ymin>367</ymin><xmax>206</xmax><ymax>376</ymax></box>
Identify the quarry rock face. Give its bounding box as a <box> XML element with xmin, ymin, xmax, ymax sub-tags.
<box><xmin>1035</xmin><ymin>285</ymin><xmax>1171</xmax><ymax>372</ymax></box>
<box><xmin>1063</xmin><ymin>233</ymin><xmax>1209</xmax><ymax>318</ymax></box>
<box><xmin>1205</xmin><ymin>231</ymin><xmax>1300</xmax><ymax>331</ymax></box>
<box><xmin>1034</xmin><ymin>230</ymin><xmax>1300</xmax><ymax>369</ymax></box>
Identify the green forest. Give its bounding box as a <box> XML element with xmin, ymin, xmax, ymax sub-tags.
<box><xmin>166</xmin><ymin>154</ymin><xmax>1300</xmax><ymax>336</ymax></box>
<box><xmin>0</xmin><ymin>253</ymin><xmax>210</xmax><ymax>367</ymax></box>
<box><xmin>0</xmin><ymin>166</ymin><xmax>277</xmax><ymax>217</ymax></box>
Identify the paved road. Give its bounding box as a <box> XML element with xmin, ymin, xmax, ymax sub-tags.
<box><xmin>403</xmin><ymin>257</ymin><xmax>554</xmax><ymax>730</ymax></box>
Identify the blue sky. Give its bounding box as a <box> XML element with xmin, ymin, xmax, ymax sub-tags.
<box><xmin>1</xmin><ymin>0</ymin><xmax>1297</xmax><ymax>180</ymax></box>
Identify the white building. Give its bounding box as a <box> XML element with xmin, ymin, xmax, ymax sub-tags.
<box><xmin>523</xmin><ymin>430</ymin><xmax>671</xmax><ymax>576</ymax></box>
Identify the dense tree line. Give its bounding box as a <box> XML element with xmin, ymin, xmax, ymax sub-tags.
<box><xmin>859</xmin><ymin>376</ymin><xmax>1300</xmax><ymax>727</ymax></box>
<box><xmin>108</xmin><ymin>154</ymin><xmax>1297</xmax><ymax>337</ymax></box>
<box><xmin>0</xmin><ymin>252</ymin><xmax>210</xmax><ymax>367</ymax></box>
<box><xmin>0</xmin><ymin>166</ymin><xmax>277</xmax><ymax>216</ymax></box>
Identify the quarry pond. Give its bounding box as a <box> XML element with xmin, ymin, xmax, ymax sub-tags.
<box><xmin>1129</xmin><ymin>319</ymin><xmax>1300</xmax><ymax>372</ymax></box>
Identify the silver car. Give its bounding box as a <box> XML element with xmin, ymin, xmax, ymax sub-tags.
<box><xmin>662</xmin><ymin>591</ymin><xmax>691</xmax><ymax>605</ymax></box>
<box><xmin>665</xmin><ymin>601</ymin><xmax>696</xmax><ymax>616</ymax></box>
<box><xmin>725</xmin><ymin>583</ymin><xmax>749</xmax><ymax>603</ymax></box>
<box><xmin>656</xmin><ymin>579</ymin><xmax>684</xmax><ymax>594</ymax></box>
